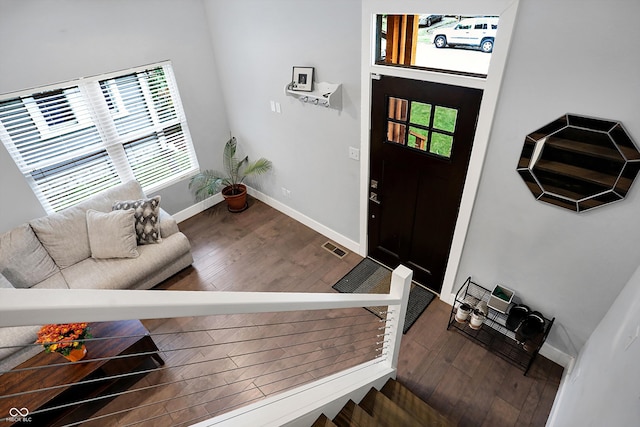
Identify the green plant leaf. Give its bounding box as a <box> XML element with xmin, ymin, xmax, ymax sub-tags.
<box><xmin>189</xmin><ymin>136</ymin><xmax>272</xmax><ymax>202</ymax></box>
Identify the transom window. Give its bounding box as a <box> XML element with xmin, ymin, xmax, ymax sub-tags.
<box><xmin>386</xmin><ymin>96</ymin><xmax>458</xmax><ymax>158</ymax></box>
<box><xmin>0</xmin><ymin>61</ymin><xmax>198</xmax><ymax>213</ymax></box>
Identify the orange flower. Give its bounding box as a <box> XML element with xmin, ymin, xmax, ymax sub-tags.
<box><xmin>35</xmin><ymin>323</ymin><xmax>92</xmax><ymax>356</ymax></box>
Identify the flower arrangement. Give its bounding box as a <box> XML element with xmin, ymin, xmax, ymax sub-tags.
<box><xmin>35</xmin><ymin>323</ymin><xmax>92</xmax><ymax>356</ymax></box>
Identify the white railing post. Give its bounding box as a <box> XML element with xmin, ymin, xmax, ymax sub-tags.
<box><xmin>383</xmin><ymin>265</ymin><xmax>413</xmax><ymax>371</ymax></box>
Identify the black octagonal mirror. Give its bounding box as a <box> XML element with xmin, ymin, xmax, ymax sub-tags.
<box><xmin>517</xmin><ymin>114</ymin><xmax>640</xmax><ymax>212</ymax></box>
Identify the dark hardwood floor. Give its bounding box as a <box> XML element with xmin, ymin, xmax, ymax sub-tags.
<box><xmin>91</xmin><ymin>198</ymin><xmax>563</xmax><ymax>426</ymax></box>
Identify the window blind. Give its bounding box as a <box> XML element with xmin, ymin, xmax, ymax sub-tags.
<box><xmin>0</xmin><ymin>62</ymin><xmax>198</xmax><ymax>213</ymax></box>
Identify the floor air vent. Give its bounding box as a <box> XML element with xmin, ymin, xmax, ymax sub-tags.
<box><xmin>322</xmin><ymin>241</ymin><xmax>348</xmax><ymax>259</ymax></box>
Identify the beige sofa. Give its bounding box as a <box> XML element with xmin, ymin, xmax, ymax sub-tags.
<box><xmin>0</xmin><ymin>180</ymin><xmax>193</xmax><ymax>370</ymax></box>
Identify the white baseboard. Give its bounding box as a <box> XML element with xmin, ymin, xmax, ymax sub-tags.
<box><xmin>539</xmin><ymin>342</ymin><xmax>575</xmax><ymax>369</ymax></box>
<box><xmin>247</xmin><ymin>187</ymin><xmax>361</xmax><ymax>255</ymax></box>
<box><xmin>172</xmin><ymin>193</ymin><xmax>223</xmax><ymax>223</ymax></box>
<box><xmin>544</xmin><ymin>355</ymin><xmax>576</xmax><ymax>427</ymax></box>
<box><xmin>446</xmin><ymin>292</ymin><xmax>573</xmax><ymax>369</ymax></box>
<box><xmin>171</xmin><ymin>187</ymin><xmax>361</xmax><ymax>255</ymax></box>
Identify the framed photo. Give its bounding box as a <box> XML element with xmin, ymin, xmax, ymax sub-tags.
<box><xmin>291</xmin><ymin>66</ymin><xmax>314</xmax><ymax>92</ymax></box>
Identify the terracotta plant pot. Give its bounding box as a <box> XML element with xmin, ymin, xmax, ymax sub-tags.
<box><xmin>222</xmin><ymin>184</ymin><xmax>248</xmax><ymax>212</ymax></box>
<box><xmin>63</xmin><ymin>344</ymin><xmax>87</xmax><ymax>362</ymax></box>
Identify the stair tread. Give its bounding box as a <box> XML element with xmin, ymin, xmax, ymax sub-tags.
<box><xmin>360</xmin><ymin>388</ymin><xmax>424</xmax><ymax>427</ymax></box>
<box><xmin>312</xmin><ymin>413</ymin><xmax>339</xmax><ymax>427</ymax></box>
<box><xmin>333</xmin><ymin>399</ymin><xmax>381</xmax><ymax>427</ymax></box>
<box><xmin>381</xmin><ymin>379</ymin><xmax>454</xmax><ymax>427</ymax></box>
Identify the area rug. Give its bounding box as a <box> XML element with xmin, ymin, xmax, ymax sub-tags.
<box><xmin>332</xmin><ymin>258</ymin><xmax>435</xmax><ymax>333</ymax></box>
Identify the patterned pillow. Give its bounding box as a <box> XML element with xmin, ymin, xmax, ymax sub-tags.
<box><xmin>112</xmin><ymin>196</ymin><xmax>162</xmax><ymax>245</ymax></box>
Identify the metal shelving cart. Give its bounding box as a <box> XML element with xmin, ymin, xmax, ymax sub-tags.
<box><xmin>447</xmin><ymin>277</ymin><xmax>554</xmax><ymax>375</ymax></box>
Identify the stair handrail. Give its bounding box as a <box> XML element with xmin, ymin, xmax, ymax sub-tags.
<box><xmin>0</xmin><ymin>264</ymin><xmax>414</xmax><ymax>426</ymax></box>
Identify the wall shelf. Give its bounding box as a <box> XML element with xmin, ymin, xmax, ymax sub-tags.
<box><xmin>285</xmin><ymin>81</ymin><xmax>341</xmax><ymax>110</ymax></box>
<box><xmin>517</xmin><ymin>114</ymin><xmax>640</xmax><ymax>212</ymax></box>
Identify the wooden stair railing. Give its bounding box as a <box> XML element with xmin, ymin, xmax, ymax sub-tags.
<box><xmin>312</xmin><ymin>379</ymin><xmax>453</xmax><ymax>427</ymax></box>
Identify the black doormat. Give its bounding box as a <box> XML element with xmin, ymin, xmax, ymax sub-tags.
<box><xmin>332</xmin><ymin>258</ymin><xmax>435</xmax><ymax>333</ymax></box>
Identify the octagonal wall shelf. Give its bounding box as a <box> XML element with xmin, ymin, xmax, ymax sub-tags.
<box><xmin>517</xmin><ymin>114</ymin><xmax>640</xmax><ymax>212</ymax></box>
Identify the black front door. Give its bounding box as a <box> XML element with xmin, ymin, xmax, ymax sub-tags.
<box><xmin>368</xmin><ymin>75</ymin><xmax>483</xmax><ymax>293</ymax></box>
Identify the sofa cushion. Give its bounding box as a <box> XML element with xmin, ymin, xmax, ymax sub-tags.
<box><xmin>30</xmin><ymin>272</ymin><xmax>69</xmax><ymax>290</ymax></box>
<box><xmin>86</xmin><ymin>209</ymin><xmax>139</xmax><ymax>259</ymax></box>
<box><xmin>29</xmin><ymin>204</ymin><xmax>90</xmax><ymax>269</ymax></box>
<box><xmin>112</xmin><ymin>196</ymin><xmax>162</xmax><ymax>245</ymax></box>
<box><xmin>159</xmin><ymin>208</ymin><xmax>179</xmax><ymax>238</ymax></box>
<box><xmin>0</xmin><ymin>325</ymin><xmax>40</xmax><ymax>362</ymax></box>
<box><xmin>0</xmin><ymin>273</ymin><xmax>14</xmax><ymax>288</ymax></box>
<box><xmin>62</xmin><ymin>233</ymin><xmax>191</xmax><ymax>290</ymax></box>
<box><xmin>0</xmin><ymin>224</ymin><xmax>59</xmax><ymax>288</ymax></box>
<box><xmin>29</xmin><ymin>181</ymin><xmax>146</xmax><ymax>268</ymax></box>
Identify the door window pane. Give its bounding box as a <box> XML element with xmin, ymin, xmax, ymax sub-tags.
<box><xmin>408</xmin><ymin>127</ymin><xmax>428</xmax><ymax>151</ymax></box>
<box><xmin>430</xmin><ymin>132</ymin><xmax>453</xmax><ymax>157</ymax></box>
<box><xmin>388</xmin><ymin>97</ymin><xmax>408</xmax><ymax>120</ymax></box>
<box><xmin>375</xmin><ymin>14</ymin><xmax>499</xmax><ymax>77</ymax></box>
<box><xmin>387</xmin><ymin>122</ymin><xmax>406</xmax><ymax>145</ymax></box>
<box><xmin>409</xmin><ymin>102</ymin><xmax>431</xmax><ymax>126</ymax></box>
<box><xmin>433</xmin><ymin>106</ymin><xmax>457</xmax><ymax>132</ymax></box>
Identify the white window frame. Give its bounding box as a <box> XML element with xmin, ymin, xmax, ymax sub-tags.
<box><xmin>100</xmin><ymin>79</ymin><xmax>130</xmax><ymax>120</ymax></box>
<box><xmin>0</xmin><ymin>61</ymin><xmax>199</xmax><ymax>213</ymax></box>
<box><xmin>22</xmin><ymin>88</ymin><xmax>93</xmax><ymax>140</ymax></box>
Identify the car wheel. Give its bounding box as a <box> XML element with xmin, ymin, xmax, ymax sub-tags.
<box><xmin>481</xmin><ymin>38</ymin><xmax>494</xmax><ymax>53</ymax></box>
<box><xmin>426</xmin><ymin>18</ymin><xmax>432</xmax><ymax>27</ymax></box>
<box><xmin>434</xmin><ymin>35</ymin><xmax>447</xmax><ymax>48</ymax></box>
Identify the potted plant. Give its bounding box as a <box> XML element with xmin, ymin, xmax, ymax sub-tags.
<box><xmin>35</xmin><ymin>323</ymin><xmax>92</xmax><ymax>362</ymax></box>
<box><xmin>189</xmin><ymin>136</ymin><xmax>272</xmax><ymax>212</ymax></box>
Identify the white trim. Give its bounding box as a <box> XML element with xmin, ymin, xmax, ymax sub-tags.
<box><xmin>171</xmin><ymin>186</ymin><xmax>361</xmax><ymax>254</ymax></box>
<box><xmin>545</xmin><ymin>356</ymin><xmax>576</xmax><ymax>427</ymax></box>
<box><xmin>247</xmin><ymin>187</ymin><xmax>361</xmax><ymax>255</ymax></box>
<box><xmin>0</xmin><ymin>272</ymin><xmax>409</xmax><ymax>427</ymax></box>
<box><xmin>192</xmin><ymin>361</ymin><xmax>394</xmax><ymax>427</ymax></box>
<box><xmin>0</xmin><ymin>286</ymin><xmax>404</xmax><ymax>327</ymax></box>
<box><xmin>361</xmin><ymin>0</ymin><xmax>521</xmax><ymax>306</ymax></box>
<box><xmin>446</xmin><ymin>289</ymin><xmax>575</xmax><ymax>368</ymax></box>
<box><xmin>539</xmin><ymin>341</ymin><xmax>575</xmax><ymax>369</ymax></box>
<box><xmin>172</xmin><ymin>192</ymin><xmax>223</xmax><ymax>223</ymax></box>
<box><xmin>441</xmin><ymin>0</ymin><xmax>520</xmax><ymax>316</ymax></box>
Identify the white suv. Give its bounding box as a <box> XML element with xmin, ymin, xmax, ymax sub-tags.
<box><xmin>433</xmin><ymin>17</ymin><xmax>498</xmax><ymax>53</ymax></box>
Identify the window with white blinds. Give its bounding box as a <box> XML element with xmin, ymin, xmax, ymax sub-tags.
<box><xmin>0</xmin><ymin>61</ymin><xmax>198</xmax><ymax>213</ymax></box>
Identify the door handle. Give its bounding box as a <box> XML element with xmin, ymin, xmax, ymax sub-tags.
<box><xmin>369</xmin><ymin>192</ymin><xmax>381</xmax><ymax>204</ymax></box>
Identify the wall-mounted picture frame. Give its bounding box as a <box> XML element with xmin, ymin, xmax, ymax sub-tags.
<box><xmin>291</xmin><ymin>66</ymin><xmax>314</xmax><ymax>92</ymax></box>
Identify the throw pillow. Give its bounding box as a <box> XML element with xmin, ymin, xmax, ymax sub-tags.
<box><xmin>0</xmin><ymin>224</ymin><xmax>59</xmax><ymax>288</ymax></box>
<box><xmin>112</xmin><ymin>195</ymin><xmax>162</xmax><ymax>245</ymax></box>
<box><xmin>86</xmin><ymin>209</ymin><xmax>139</xmax><ymax>259</ymax></box>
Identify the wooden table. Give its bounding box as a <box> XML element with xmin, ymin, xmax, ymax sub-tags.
<box><xmin>0</xmin><ymin>320</ymin><xmax>163</xmax><ymax>426</ymax></box>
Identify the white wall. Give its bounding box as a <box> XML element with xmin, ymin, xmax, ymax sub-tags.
<box><xmin>203</xmin><ymin>0</ymin><xmax>362</xmax><ymax>243</ymax></box>
<box><xmin>3</xmin><ymin>0</ymin><xmax>640</xmax><ymax>371</ymax></box>
<box><xmin>548</xmin><ymin>263</ymin><xmax>640</xmax><ymax>426</ymax></box>
<box><xmin>456</xmin><ymin>0</ymin><xmax>640</xmax><ymax>356</ymax></box>
<box><xmin>0</xmin><ymin>0</ymin><xmax>229</xmax><ymax>230</ymax></box>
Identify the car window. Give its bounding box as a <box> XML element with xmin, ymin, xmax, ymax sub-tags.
<box><xmin>457</xmin><ymin>23</ymin><xmax>472</xmax><ymax>29</ymax></box>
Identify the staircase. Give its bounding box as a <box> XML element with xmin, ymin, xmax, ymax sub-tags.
<box><xmin>312</xmin><ymin>379</ymin><xmax>453</xmax><ymax>427</ymax></box>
